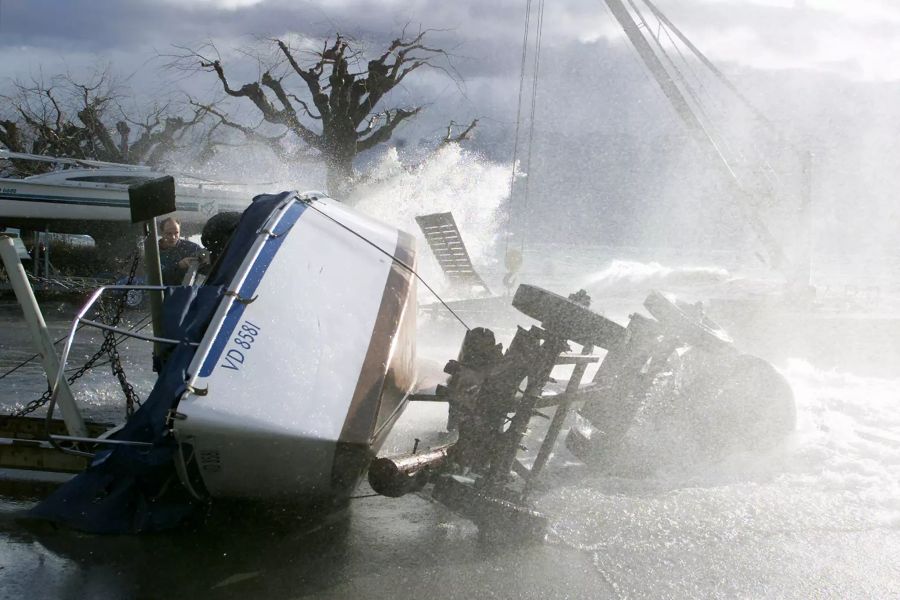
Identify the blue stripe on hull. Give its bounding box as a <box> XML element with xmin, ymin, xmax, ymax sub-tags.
<box><xmin>198</xmin><ymin>200</ymin><xmax>307</xmax><ymax>377</ymax></box>
<box><xmin>0</xmin><ymin>192</ymin><xmax>201</xmax><ymax>211</ymax></box>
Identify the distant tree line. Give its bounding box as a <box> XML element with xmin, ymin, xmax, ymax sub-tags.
<box><xmin>0</xmin><ymin>69</ymin><xmax>208</xmax><ymax>174</ymax></box>
<box><xmin>0</xmin><ymin>28</ymin><xmax>476</xmax><ymax>196</ymax></box>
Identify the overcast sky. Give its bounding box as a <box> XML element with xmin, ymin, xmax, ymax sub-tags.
<box><xmin>4</xmin><ymin>0</ymin><xmax>900</xmax><ymax>79</ymax></box>
<box><xmin>2</xmin><ymin>0</ymin><xmax>900</xmax><ymax>251</ymax></box>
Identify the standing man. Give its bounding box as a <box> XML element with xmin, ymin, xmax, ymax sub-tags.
<box><xmin>158</xmin><ymin>217</ymin><xmax>203</xmax><ymax>285</ymax></box>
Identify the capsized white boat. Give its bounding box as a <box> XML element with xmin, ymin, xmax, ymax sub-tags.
<box><xmin>174</xmin><ymin>191</ymin><xmax>418</xmax><ymax>503</ymax></box>
<box><xmin>31</xmin><ymin>190</ymin><xmax>418</xmax><ymax>532</ymax></box>
<box><xmin>0</xmin><ymin>150</ymin><xmax>250</xmax><ymax>231</ymax></box>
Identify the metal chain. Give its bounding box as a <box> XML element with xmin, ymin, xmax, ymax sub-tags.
<box><xmin>100</xmin><ymin>242</ymin><xmax>144</xmax><ymax>417</ymax></box>
<box><xmin>13</xmin><ymin>333</ymin><xmax>120</xmax><ymax>417</ymax></box>
<box><xmin>99</xmin><ymin>304</ymin><xmax>141</xmax><ymax>417</ymax></box>
<box><xmin>10</xmin><ymin>242</ymin><xmax>144</xmax><ymax>418</ymax></box>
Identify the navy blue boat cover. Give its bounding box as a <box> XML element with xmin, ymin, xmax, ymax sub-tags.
<box><xmin>28</xmin><ymin>192</ymin><xmax>294</xmax><ymax>533</ymax></box>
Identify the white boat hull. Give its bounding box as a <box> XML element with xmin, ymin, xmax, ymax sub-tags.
<box><xmin>173</xmin><ymin>193</ymin><xmax>417</xmax><ymax>503</ymax></box>
<box><xmin>0</xmin><ymin>177</ymin><xmax>249</xmax><ymax>228</ymax></box>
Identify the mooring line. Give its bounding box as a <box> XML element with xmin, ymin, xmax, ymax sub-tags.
<box><xmin>300</xmin><ymin>198</ymin><xmax>472</xmax><ymax>331</ymax></box>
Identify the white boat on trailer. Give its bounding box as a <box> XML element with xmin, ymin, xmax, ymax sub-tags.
<box><xmin>0</xmin><ymin>150</ymin><xmax>250</xmax><ymax>232</ymax></box>
<box><xmin>1</xmin><ymin>190</ymin><xmax>798</xmax><ymax>537</ymax></box>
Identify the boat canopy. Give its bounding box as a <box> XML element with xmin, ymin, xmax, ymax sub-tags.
<box><xmin>29</xmin><ymin>192</ymin><xmax>297</xmax><ymax>533</ymax></box>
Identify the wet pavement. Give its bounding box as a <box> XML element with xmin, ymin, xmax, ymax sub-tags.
<box><xmin>1</xmin><ymin>296</ymin><xmax>899</xmax><ymax>599</ymax></box>
<box><xmin>0</xmin><ymin>298</ymin><xmax>600</xmax><ymax>600</ymax></box>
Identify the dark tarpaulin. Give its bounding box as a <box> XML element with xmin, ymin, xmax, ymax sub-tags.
<box><xmin>205</xmin><ymin>192</ymin><xmax>294</xmax><ymax>288</ymax></box>
<box><xmin>27</xmin><ymin>192</ymin><xmax>294</xmax><ymax>533</ymax></box>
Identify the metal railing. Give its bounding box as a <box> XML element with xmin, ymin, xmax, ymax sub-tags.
<box><xmin>48</xmin><ymin>284</ymin><xmax>199</xmax><ymax>455</ymax></box>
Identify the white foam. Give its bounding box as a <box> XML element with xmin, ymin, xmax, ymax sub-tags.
<box><xmin>347</xmin><ymin>145</ymin><xmax>512</xmax><ymax>298</ymax></box>
<box><xmin>581</xmin><ymin>259</ymin><xmax>729</xmax><ymax>294</ymax></box>
<box><xmin>541</xmin><ymin>357</ymin><xmax>900</xmax><ymax>596</ymax></box>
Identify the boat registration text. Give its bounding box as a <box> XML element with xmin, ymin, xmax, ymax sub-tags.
<box><xmin>220</xmin><ymin>320</ymin><xmax>261</xmax><ymax>371</ymax></box>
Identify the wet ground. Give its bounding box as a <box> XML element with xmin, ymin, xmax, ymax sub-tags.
<box><xmin>0</xmin><ymin>478</ymin><xmax>604</xmax><ymax>600</ymax></box>
<box><xmin>0</xmin><ymin>297</ymin><xmax>598</xmax><ymax>599</ymax></box>
<box><xmin>1</xmin><ymin>295</ymin><xmax>899</xmax><ymax>599</ymax></box>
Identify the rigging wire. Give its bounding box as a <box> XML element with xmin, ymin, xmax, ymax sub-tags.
<box><xmin>517</xmin><ymin>0</ymin><xmax>547</xmax><ymax>256</ymax></box>
<box><xmin>627</xmin><ymin>0</ymin><xmax>730</xmax><ymax>163</ymax></box>
<box><xmin>636</xmin><ymin>0</ymin><xmax>790</xmax><ymax>203</ymax></box>
<box><xmin>630</xmin><ymin>0</ymin><xmax>752</xmax><ymax>192</ymax></box>
<box><xmin>503</xmin><ymin>0</ymin><xmax>536</xmax><ymax>265</ymax></box>
<box><xmin>653</xmin><ymin>16</ymin><xmax>785</xmax><ymax>198</ymax></box>
<box><xmin>641</xmin><ymin>0</ymin><xmax>779</xmax><ymax>134</ymax></box>
<box><xmin>608</xmin><ymin>0</ymin><xmax>787</xmax><ymax>268</ymax></box>
<box><xmin>626</xmin><ymin>0</ymin><xmax>759</xmax><ymax>198</ymax></box>
<box><xmin>0</xmin><ymin>323</ymin><xmax>88</xmax><ymax>381</ymax></box>
<box><xmin>299</xmin><ymin>198</ymin><xmax>472</xmax><ymax>332</ymax></box>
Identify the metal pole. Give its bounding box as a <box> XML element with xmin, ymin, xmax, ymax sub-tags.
<box><xmin>0</xmin><ymin>236</ymin><xmax>88</xmax><ymax>437</ymax></box>
<box><xmin>43</xmin><ymin>226</ymin><xmax>50</xmax><ymax>277</ymax></box>
<box><xmin>142</xmin><ymin>219</ymin><xmax>166</xmax><ymax>364</ymax></box>
<box><xmin>31</xmin><ymin>230</ymin><xmax>39</xmax><ymax>276</ymax></box>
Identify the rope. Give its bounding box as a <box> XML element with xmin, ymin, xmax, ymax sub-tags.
<box><xmin>503</xmin><ymin>0</ymin><xmax>536</xmax><ymax>266</ymax></box>
<box><xmin>0</xmin><ymin>323</ymin><xmax>88</xmax><ymax>381</ymax></box>
<box><xmin>349</xmin><ymin>493</ymin><xmax>381</xmax><ymax>500</ymax></box>
<box><xmin>299</xmin><ymin>199</ymin><xmax>472</xmax><ymax>331</ymax></box>
<box><xmin>517</xmin><ymin>0</ymin><xmax>547</xmax><ymax>256</ymax></box>
<box><xmin>634</xmin><ymin>0</ymin><xmax>789</xmax><ymax>207</ymax></box>
<box><xmin>0</xmin><ymin>300</ymin><xmax>148</xmax><ymax>380</ymax></box>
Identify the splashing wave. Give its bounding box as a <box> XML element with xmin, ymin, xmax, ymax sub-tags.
<box><xmin>581</xmin><ymin>259</ymin><xmax>729</xmax><ymax>294</ymax></box>
<box><xmin>348</xmin><ymin>145</ymin><xmax>512</xmax><ymax>295</ymax></box>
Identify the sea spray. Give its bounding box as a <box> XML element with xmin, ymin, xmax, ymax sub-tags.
<box><xmin>539</xmin><ymin>357</ymin><xmax>900</xmax><ymax>597</ymax></box>
<box><xmin>347</xmin><ymin>145</ymin><xmax>512</xmax><ymax>298</ymax></box>
<box><xmin>172</xmin><ymin>142</ymin><xmax>515</xmax><ymax>299</ymax></box>
<box><xmin>580</xmin><ymin>259</ymin><xmax>729</xmax><ymax>294</ymax></box>
<box><xmin>169</xmin><ymin>144</ymin><xmax>328</xmax><ymax>199</ymax></box>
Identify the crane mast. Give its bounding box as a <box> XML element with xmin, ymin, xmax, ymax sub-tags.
<box><xmin>602</xmin><ymin>0</ymin><xmax>796</xmax><ymax>276</ymax></box>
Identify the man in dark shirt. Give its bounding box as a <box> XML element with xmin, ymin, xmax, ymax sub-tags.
<box><xmin>158</xmin><ymin>217</ymin><xmax>203</xmax><ymax>285</ymax></box>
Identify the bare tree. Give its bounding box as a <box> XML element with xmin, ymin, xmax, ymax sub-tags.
<box><xmin>0</xmin><ymin>69</ymin><xmax>208</xmax><ymax>174</ymax></box>
<box><xmin>439</xmin><ymin>118</ymin><xmax>479</xmax><ymax>148</ymax></box>
<box><xmin>171</xmin><ymin>29</ymin><xmax>467</xmax><ymax>196</ymax></box>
